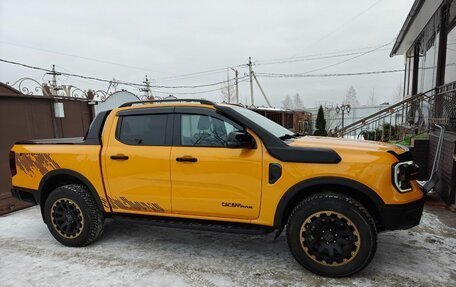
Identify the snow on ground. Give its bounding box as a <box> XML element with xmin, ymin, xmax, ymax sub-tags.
<box><xmin>0</xmin><ymin>206</ymin><xmax>455</xmax><ymax>287</ymax></box>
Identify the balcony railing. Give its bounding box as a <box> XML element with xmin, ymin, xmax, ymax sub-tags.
<box><xmin>337</xmin><ymin>81</ymin><xmax>456</xmax><ymax>141</ymax></box>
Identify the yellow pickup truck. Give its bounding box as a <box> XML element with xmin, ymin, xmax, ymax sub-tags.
<box><xmin>10</xmin><ymin>99</ymin><xmax>424</xmax><ymax>277</ymax></box>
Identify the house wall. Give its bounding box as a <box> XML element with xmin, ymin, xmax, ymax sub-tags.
<box><xmin>428</xmin><ymin>132</ymin><xmax>456</xmax><ymax>204</ymax></box>
<box><xmin>252</xmin><ymin>109</ymin><xmax>294</xmax><ymax>130</ymax></box>
<box><xmin>394</xmin><ymin>0</ymin><xmax>456</xmax><ymax>205</ymax></box>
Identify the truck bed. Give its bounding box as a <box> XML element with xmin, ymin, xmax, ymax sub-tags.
<box><xmin>14</xmin><ymin>111</ymin><xmax>112</xmax><ymax>146</ymax></box>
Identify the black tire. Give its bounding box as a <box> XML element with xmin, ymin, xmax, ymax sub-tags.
<box><xmin>44</xmin><ymin>184</ymin><xmax>104</xmax><ymax>247</ymax></box>
<box><xmin>286</xmin><ymin>192</ymin><xmax>377</xmax><ymax>277</ymax></box>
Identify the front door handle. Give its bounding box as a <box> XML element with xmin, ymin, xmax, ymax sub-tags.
<box><xmin>176</xmin><ymin>156</ymin><xmax>198</xmax><ymax>163</ymax></box>
<box><xmin>110</xmin><ymin>154</ymin><xmax>129</xmax><ymax>160</ymax></box>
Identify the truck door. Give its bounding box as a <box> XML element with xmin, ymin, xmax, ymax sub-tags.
<box><xmin>170</xmin><ymin>107</ymin><xmax>263</xmax><ymax>220</ymax></box>
<box><xmin>103</xmin><ymin>107</ymin><xmax>173</xmax><ymax>215</ymax></box>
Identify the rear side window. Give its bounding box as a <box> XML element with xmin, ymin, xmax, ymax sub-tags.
<box><xmin>117</xmin><ymin>114</ymin><xmax>167</xmax><ymax>146</ymax></box>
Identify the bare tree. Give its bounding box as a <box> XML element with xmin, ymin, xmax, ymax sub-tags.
<box><xmin>282</xmin><ymin>95</ymin><xmax>293</xmax><ymax>109</ymax></box>
<box><xmin>368</xmin><ymin>88</ymin><xmax>377</xmax><ymax>105</ymax></box>
<box><xmin>343</xmin><ymin>85</ymin><xmax>359</xmax><ymax>106</ymax></box>
<box><xmin>293</xmin><ymin>93</ymin><xmax>304</xmax><ymax>109</ymax></box>
<box><xmin>220</xmin><ymin>81</ymin><xmax>235</xmax><ymax>103</ymax></box>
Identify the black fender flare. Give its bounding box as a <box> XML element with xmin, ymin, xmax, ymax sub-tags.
<box><xmin>273</xmin><ymin>176</ymin><xmax>385</xmax><ymax>228</ymax></box>
<box><xmin>38</xmin><ymin>169</ymin><xmax>105</xmax><ymax>218</ymax></box>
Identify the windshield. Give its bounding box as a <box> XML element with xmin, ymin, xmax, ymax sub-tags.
<box><xmin>229</xmin><ymin>106</ymin><xmax>296</xmax><ymax>139</ymax></box>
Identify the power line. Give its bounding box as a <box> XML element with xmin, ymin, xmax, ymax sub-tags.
<box><xmin>254</xmin><ymin>47</ymin><xmax>391</xmax><ymax>66</ymax></box>
<box><xmin>256</xmin><ymin>69</ymin><xmax>404</xmax><ymax>78</ymax></box>
<box><xmin>0</xmin><ymin>56</ymin><xmax>403</xmax><ymax>98</ymax></box>
<box><xmin>151</xmin><ymin>67</ymin><xmax>228</xmax><ymax>81</ymax></box>
<box><xmin>297</xmin><ymin>0</ymin><xmax>383</xmax><ymax>52</ymax></box>
<box><xmin>0</xmin><ymin>41</ymin><xmax>248</xmax><ymax>83</ymax></box>
<box><xmin>1</xmin><ymin>39</ymin><xmax>397</xmax><ymax>84</ymax></box>
<box><xmin>151</xmin><ymin>69</ymin><xmax>228</xmax><ymax>82</ymax></box>
<box><xmin>0</xmin><ymin>40</ymin><xmax>255</xmax><ymax>84</ymax></box>
<box><xmin>151</xmin><ymin>78</ymin><xmax>249</xmax><ymax>95</ymax></box>
<box><xmin>0</xmin><ymin>57</ymin><xmax>245</xmax><ymax>89</ymax></box>
<box><xmin>0</xmin><ymin>41</ymin><xmax>168</xmax><ymax>75</ymax></box>
<box><xmin>154</xmin><ymin>78</ymin><xmax>247</xmax><ymax>89</ymax></box>
<box><xmin>295</xmin><ymin>40</ymin><xmax>395</xmax><ymax>74</ymax></box>
<box><xmin>255</xmin><ymin>42</ymin><xmax>393</xmax><ymax>64</ymax></box>
<box><xmin>152</xmin><ymin>64</ymin><xmax>247</xmax><ymax>82</ymax></box>
<box><xmin>154</xmin><ymin>42</ymin><xmax>393</xmax><ymax>81</ymax></box>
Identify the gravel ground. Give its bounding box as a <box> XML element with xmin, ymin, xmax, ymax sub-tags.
<box><xmin>0</xmin><ymin>205</ymin><xmax>455</xmax><ymax>287</ymax></box>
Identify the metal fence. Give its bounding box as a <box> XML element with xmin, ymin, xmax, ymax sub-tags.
<box><xmin>0</xmin><ymin>91</ymin><xmax>93</xmax><ymax>215</ymax></box>
<box><xmin>337</xmin><ymin>81</ymin><xmax>456</xmax><ymax>142</ymax></box>
<box><xmin>434</xmin><ymin>81</ymin><xmax>456</xmax><ymax>132</ymax></box>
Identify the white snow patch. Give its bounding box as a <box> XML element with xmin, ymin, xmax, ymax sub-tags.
<box><xmin>0</xmin><ymin>206</ymin><xmax>455</xmax><ymax>287</ymax></box>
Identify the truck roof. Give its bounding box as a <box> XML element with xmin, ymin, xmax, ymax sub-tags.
<box><xmin>120</xmin><ymin>99</ymin><xmax>215</xmax><ymax>107</ymax></box>
<box><xmin>114</xmin><ymin>99</ymin><xmax>224</xmax><ymax>114</ymax></box>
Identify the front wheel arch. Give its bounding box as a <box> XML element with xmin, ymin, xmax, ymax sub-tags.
<box><xmin>274</xmin><ymin>177</ymin><xmax>385</xmax><ymax>231</ymax></box>
<box><xmin>38</xmin><ymin>169</ymin><xmax>106</xmax><ymax>221</ymax></box>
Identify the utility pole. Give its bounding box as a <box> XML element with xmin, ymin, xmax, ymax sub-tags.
<box><xmin>111</xmin><ymin>78</ymin><xmax>119</xmax><ymax>92</ymax></box>
<box><xmin>141</xmin><ymin>75</ymin><xmax>153</xmax><ymax>100</ymax></box>
<box><xmin>226</xmin><ymin>68</ymin><xmax>231</xmax><ymax>103</ymax></box>
<box><xmin>231</xmin><ymin>68</ymin><xmax>239</xmax><ymax>104</ymax></box>
<box><xmin>248</xmin><ymin>57</ymin><xmax>254</xmax><ymax>107</ymax></box>
<box><xmin>47</xmin><ymin>64</ymin><xmax>61</xmax><ymax>96</ymax></box>
<box><xmin>252</xmin><ymin>71</ymin><xmax>272</xmax><ymax>108</ymax></box>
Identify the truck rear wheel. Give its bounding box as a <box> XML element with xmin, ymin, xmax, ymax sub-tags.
<box><xmin>44</xmin><ymin>184</ymin><xmax>104</xmax><ymax>247</ymax></box>
<box><xmin>286</xmin><ymin>192</ymin><xmax>377</xmax><ymax>277</ymax></box>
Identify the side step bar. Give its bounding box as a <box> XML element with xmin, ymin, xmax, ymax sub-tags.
<box><xmin>112</xmin><ymin>213</ymin><xmax>275</xmax><ymax>235</ymax></box>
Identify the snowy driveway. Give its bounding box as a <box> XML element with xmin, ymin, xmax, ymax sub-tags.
<box><xmin>1</xmin><ymin>206</ymin><xmax>455</xmax><ymax>287</ymax></box>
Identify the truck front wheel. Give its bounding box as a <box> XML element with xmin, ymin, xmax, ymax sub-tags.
<box><xmin>44</xmin><ymin>184</ymin><xmax>104</xmax><ymax>247</ymax></box>
<box><xmin>286</xmin><ymin>192</ymin><xmax>377</xmax><ymax>277</ymax></box>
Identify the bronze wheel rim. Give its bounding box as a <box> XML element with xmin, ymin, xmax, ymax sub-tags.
<box><xmin>51</xmin><ymin>198</ymin><xmax>84</xmax><ymax>239</ymax></box>
<box><xmin>299</xmin><ymin>211</ymin><xmax>360</xmax><ymax>266</ymax></box>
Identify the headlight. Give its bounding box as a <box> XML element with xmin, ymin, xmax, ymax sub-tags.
<box><xmin>392</xmin><ymin>161</ymin><xmax>420</xmax><ymax>193</ymax></box>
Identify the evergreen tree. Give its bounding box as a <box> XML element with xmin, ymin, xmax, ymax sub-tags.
<box><xmin>314</xmin><ymin>105</ymin><xmax>327</xmax><ymax>136</ymax></box>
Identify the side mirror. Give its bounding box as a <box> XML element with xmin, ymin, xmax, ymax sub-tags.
<box><xmin>227</xmin><ymin>131</ymin><xmax>256</xmax><ymax>149</ymax></box>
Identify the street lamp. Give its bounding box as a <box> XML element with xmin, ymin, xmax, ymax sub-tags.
<box><xmin>336</xmin><ymin>104</ymin><xmax>351</xmax><ymax>129</ymax></box>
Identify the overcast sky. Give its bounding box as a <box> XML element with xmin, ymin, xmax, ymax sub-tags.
<box><xmin>0</xmin><ymin>0</ymin><xmax>414</xmax><ymax>108</ymax></box>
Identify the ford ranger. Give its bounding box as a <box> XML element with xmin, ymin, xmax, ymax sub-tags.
<box><xmin>10</xmin><ymin>99</ymin><xmax>424</xmax><ymax>277</ymax></box>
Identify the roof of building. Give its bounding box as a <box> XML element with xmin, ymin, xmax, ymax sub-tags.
<box><xmin>390</xmin><ymin>0</ymin><xmax>443</xmax><ymax>57</ymax></box>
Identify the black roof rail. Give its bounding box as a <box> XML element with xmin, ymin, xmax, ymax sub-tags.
<box><xmin>118</xmin><ymin>99</ymin><xmax>216</xmax><ymax>108</ymax></box>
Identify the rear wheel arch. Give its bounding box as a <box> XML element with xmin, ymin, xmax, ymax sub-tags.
<box><xmin>274</xmin><ymin>177</ymin><xmax>385</xmax><ymax>231</ymax></box>
<box><xmin>38</xmin><ymin>169</ymin><xmax>105</xmax><ymax>220</ymax></box>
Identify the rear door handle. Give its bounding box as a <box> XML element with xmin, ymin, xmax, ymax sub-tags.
<box><xmin>110</xmin><ymin>154</ymin><xmax>129</xmax><ymax>160</ymax></box>
<box><xmin>176</xmin><ymin>156</ymin><xmax>198</xmax><ymax>163</ymax></box>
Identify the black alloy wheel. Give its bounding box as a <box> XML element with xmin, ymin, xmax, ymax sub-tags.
<box><xmin>287</xmin><ymin>192</ymin><xmax>377</xmax><ymax>277</ymax></box>
<box><xmin>51</xmin><ymin>198</ymin><xmax>84</xmax><ymax>239</ymax></box>
<box><xmin>44</xmin><ymin>184</ymin><xmax>104</xmax><ymax>247</ymax></box>
<box><xmin>300</xmin><ymin>211</ymin><xmax>360</xmax><ymax>266</ymax></box>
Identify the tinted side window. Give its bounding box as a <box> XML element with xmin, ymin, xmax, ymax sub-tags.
<box><xmin>181</xmin><ymin>114</ymin><xmax>241</xmax><ymax>147</ymax></box>
<box><xmin>118</xmin><ymin>114</ymin><xmax>167</xmax><ymax>146</ymax></box>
